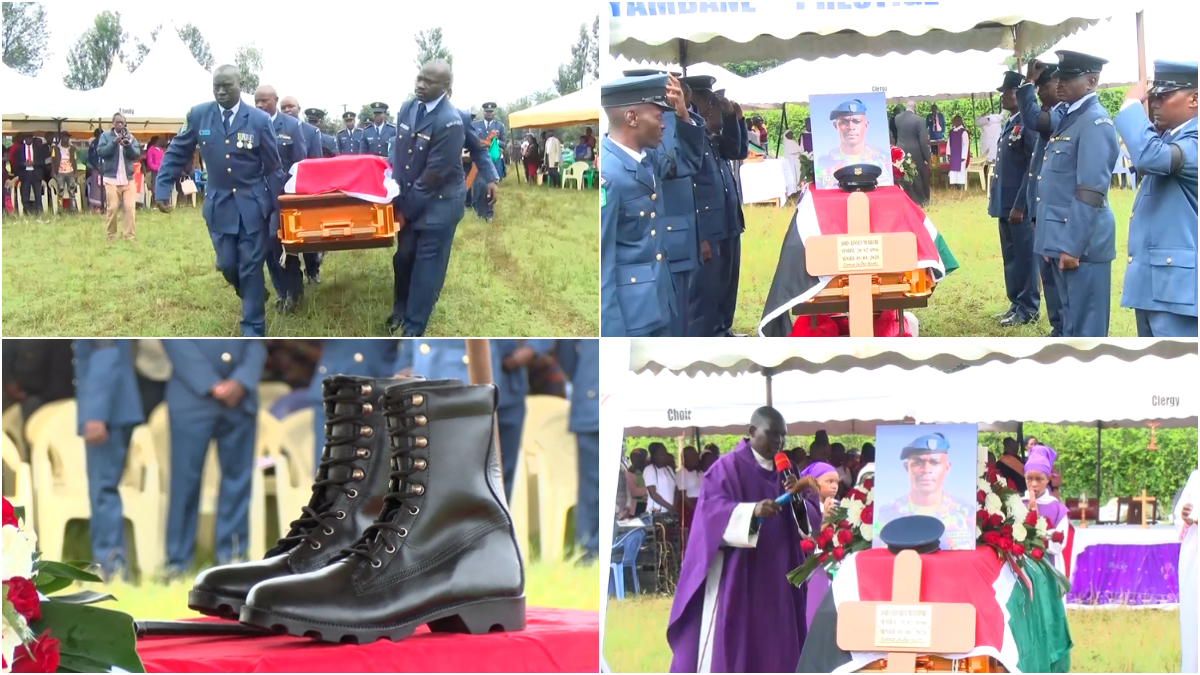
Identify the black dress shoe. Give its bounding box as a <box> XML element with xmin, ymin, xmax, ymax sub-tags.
<box><xmin>1049</xmin><ymin>329</ymin><xmax>1063</xmax><ymax>337</ymax></box>
<box><xmin>239</xmin><ymin>381</ymin><xmax>526</xmax><ymax>643</ymax></box>
<box><xmin>385</xmin><ymin>317</ymin><xmax>402</xmax><ymax>334</ymax></box>
<box><xmin>1000</xmin><ymin>311</ymin><xmax>1039</xmax><ymax>328</ymax></box>
<box><xmin>994</xmin><ymin>308</ymin><xmax>1016</xmax><ymax>320</ymax></box>
<box><xmin>308</xmin><ymin>274</ymin><xmax>321</xmax><ymax>284</ymax></box>
<box><xmin>400</xmin><ymin>330</ymin><xmax>420</xmax><ymax>337</ymax></box>
<box><xmin>188</xmin><ymin>375</ymin><xmax>456</xmax><ymax>619</ymax></box>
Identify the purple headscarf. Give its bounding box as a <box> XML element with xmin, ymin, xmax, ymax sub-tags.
<box><xmin>1025</xmin><ymin>444</ymin><xmax>1056</xmax><ymax>476</ymax></box>
<box><xmin>799</xmin><ymin>461</ymin><xmax>837</xmax><ymax>481</ymax></box>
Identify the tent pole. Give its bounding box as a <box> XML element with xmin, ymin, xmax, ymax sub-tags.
<box><xmin>1094</xmin><ymin>421</ymin><xmax>1103</xmax><ymax>515</ymax></box>
<box><xmin>971</xmin><ymin>93</ymin><xmax>978</xmax><ymax>157</ymax></box>
<box><xmin>1136</xmin><ymin>10</ymin><xmax>1148</xmax><ymax>116</ymax></box>
<box><xmin>1017</xmin><ymin>422</ymin><xmax>1024</xmax><ymax>459</ymax></box>
<box><xmin>764</xmin><ymin>369</ymin><xmax>774</xmax><ymax>408</ymax></box>
<box><xmin>776</xmin><ymin>103</ymin><xmax>788</xmax><ymax>158</ymax></box>
<box><xmin>694</xmin><ymin>426</ymin><xmax>701</xmax><ymax>452</ymax></box>
<box><xmin>679</xmin><ymin>39</ymin><xmax>689</xmax><ymax>75</ymax></box>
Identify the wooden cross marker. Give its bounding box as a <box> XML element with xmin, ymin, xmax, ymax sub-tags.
<box><xmin>836</xmin><ymin>550</ymin><xmax>976</xmax><ymax>673</ymax></box>
<box><xmin>1133</xmin><ymin>489</ymin><xmax>1156</xmax><ymax>528</ymax></box>
<box><xmin>1147</xmin><ymin>421</ymin><xmax>1160</xmax><ymax>450</ymax></box>
<box><xmin>804</xmin><ymin>191</ymin><xmax>919</xmax><ymax>336</ymax></box>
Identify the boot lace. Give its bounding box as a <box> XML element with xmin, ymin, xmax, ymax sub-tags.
<box><xmin>269</xmin><ymin>382</ymin><xmax>375</xmax><ymax>554</ymax></box>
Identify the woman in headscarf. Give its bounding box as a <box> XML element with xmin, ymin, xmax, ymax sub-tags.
<box><xmin>1023</xmin><ymin>444</ymin><xmax>1071</xmax><ymax>577</ymax></box>
<box><xmin>521</xmin><ymin>133</ymin><xmax>541</xmax><ymax>183</ymax></box>
<box><xmin>794</xmin><ymin>461</ymin><xmax>840</xmax><ymax>628</ymax></box>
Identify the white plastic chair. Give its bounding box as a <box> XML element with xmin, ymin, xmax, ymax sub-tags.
<box><xmin>521</xmin><ymin>395</ymin><xmax>578</xmax><ymax>562</ymax></box>
<box><xmin>248</xmin><ymin>409</ymin><xmax>281</xmax><ymax>560</ymax></box>
<box><xmin>146</xmin><ymin>403</ymin><xmax>222</xmax><ymax>552</ymax></box>
<box><xmin>24</xmin><ymin>399</ymin><xmax>76</xmax><ymax>452</ymax></box>
<box><xmin>508</xmin><ymin>436</ymin><xmax>532</xmax><ymax>562</ymax></box>
<box><xmin>3</xmin><ymin>405</ymin><xmax>26</xmax><ymax>460</ymax></box>
<box><xmin>2</xmin><ymin>433</ymin><xmax>34</xmax><ymax>524</ymax></box>
<box><xmin>272</xmin><ymin>409</ymin><xmax>316</xmax><ymax>533</ymax></box>
<box><xmin>257</xmin><ymin>382</ymin><xmax>292</xmax><ymax>412</ymax></box>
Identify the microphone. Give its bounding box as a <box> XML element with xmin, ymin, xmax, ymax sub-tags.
<box><xmin>774</xmin><ymin>452</ymin><xmax>811</xmax><ymax>536</ymax></box>
<box><xmin>774</xmin><ymin>452</ymin><xmax>798</xmax><ymax>484</ymax></box>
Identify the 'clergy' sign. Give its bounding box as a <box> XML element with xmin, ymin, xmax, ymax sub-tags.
<box><xmin>874</xmin><ymin>605</ymin><xmax>932</xmax><ymax>648</ymax></box>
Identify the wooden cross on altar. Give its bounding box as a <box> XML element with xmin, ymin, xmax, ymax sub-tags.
<box><xmin>1133</xmin><ymin>489</ymin><xmax>1156</xmax><ymax>528</ymax></box>
<box><xmin>804</xmin><ymin>191</ymin><xmax>918</xmax><ymax>336</ymax></box>
<box><xmin>836</xmin><ymin>550</ymin><xmax>976</xmax><ymax>672</ymax></box>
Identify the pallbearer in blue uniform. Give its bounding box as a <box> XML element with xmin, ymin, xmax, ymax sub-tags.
<box><xmin>337</xmin><ymin>111</ymin><xmax>363</xmax><ymax>155</ymax></box>
<box><xmin>1115</xmin><ymin>60</ymin><xmax>1199</xmax><ymax>337</ymax></box>
<box><xmin>298</xmin><ymin>106</ymin><xmax>332</xmax><ymax>284</ymax></box>
<box><xmin>475</xmin><ymin>102</ymin><xmax>507</xmax><ymax>181</ymax></box>
<box><xmin>1036</xmin><ymin>50</ymin><xmax>1120</xmax><ymax>337</ymax></box>
<box><xmin>385</xmin><ymin>60</ymin><xmax>469</xmax><ymax>337</ymax></box>
<box><xmin>400</xmin><ymin>340</ymin><xmax>552</xmax><ymax>501</ymax></box>
<box><xmin>156</xmin><ymin>65</ymin><xmax>282</xmax><ymax>337</ymax></box>
<box><xmin>255</xmin><ymin>85</ymin><xmax>309</xmax><ymax>315</ymax></box>
<box><xmin>1016</xmin><ymin>61</ymin><xmax>1067</xmax><ymax>336</ymax></box>
<box><xmin>600</xmin><ymin>73</ymin><xmax>704</xmax><ymax>336</ymax></box>
<box><xmin>554</xmin><ymin>339</ymin><xmax>600</xmax><ymax>561</ymax></box>
<box><xmin>304</xmin><ymin>108</ymin><xmax>339</xmax><ymax>158</ymax></box>
<box><xmin>362</xmin><ymin>102</ymin><xmax>396</xmax><ymax>160</ymax></box>
<box><xmin>162</xmin><ymin>340</ymin><xmax>267</xmax><ymax>574</ymax></box>
<box><xmin>73</xmin><ymin>339</ymin><xmax>144</xmax><ymax>580</ymax></box>
<box><xmin>472</xmin><ymin>102</ymin><xmax>505</xmax><ymax>221</ymax></box>
<box><xmin>989</xmin><ymin>70</ymin><xmax>1040</xmax><ymax>327</ymax></box>
<box><xmin>307</xmin><ymin>340</ymin><xmax>408</xmax><ymax>471</ymax></box>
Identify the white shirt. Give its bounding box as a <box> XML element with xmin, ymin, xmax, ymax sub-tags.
<box><xmin>643</xmin><ymin>464</ymin><xmax>677</xmax><ymax>512</ymax></box>
<box><xmin>545</xmin><ymin>136</ymin><xmax>563</xmax><ymax>167</ymax></box>
<box><xmin>975</xmin><ymin>113</ymin><xmax>1004</xmax><ymax>161</ymax></box>
<box><xmin>679</xmin><ymin>469</ymin><xmax>703</xmax><ymax>499</ymax></box>
<box><xmin>607</xmin><ymin>135</ymin><xmax>645</xmax><ymax>163</ymax></box>
<box><xmin>1067</xmin><ymin>91</ymin><xmax>1099</xmax><ymax>115</ymax></box>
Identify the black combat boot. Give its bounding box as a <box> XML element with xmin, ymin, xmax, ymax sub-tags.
<box><xmin>187</xmin><ymin>375</ymin><xmax>462</xmax><ymax>618</ymax></box>
<box><xmin>238</xmin><ymin>382</ymin><xmax>526</xmax><ymax>643</ymax></box>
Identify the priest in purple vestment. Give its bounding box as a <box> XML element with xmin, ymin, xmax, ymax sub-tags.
<box><xmin>1023</xmin><ymin>444</ymin><xmax>1071</xmax><ymax>575</ymax></box>
<box><xmin>948</xmin><ymin>115</ymin><xmax>970</xmax><ymax>188</ymax></box>
<box><xmin>667</xmin><ymin>406</ymin><xmax>807</xmax><ymax>673</ymax></box>
<box><xmin>801</xmin><ymin>118</ymin><xmax>813</xmax><ymax>154</ymax></box>
<box><xmin>796</xmin><ymin>461</ymin><xmax>840</xmax><ymax>628</ymax></box>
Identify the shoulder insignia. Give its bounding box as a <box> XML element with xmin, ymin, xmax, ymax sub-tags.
<box><xmin>600</xmin><ymin>186</ymin><xmax>606</xmax><ymax>207</ymax></box>
<box><xmin>1095</xmin><ymin>118</ymin><xmax>1114</xmax><ymax>126</ymax></box>
<box><xmin>447</xmin><ymin>119</ymin><xmax>463</xmax><ymax>127</ymax></box>
<box><xmin>179</xmin><ymin>121</ymin><xmax>188</xmax><ymax>133</ymax></box>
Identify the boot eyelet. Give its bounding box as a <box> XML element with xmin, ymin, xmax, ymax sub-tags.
<box><xmin>361</xmin><ymin>426</ymin><xmax>374</xmax><ymax>437</ymax></box>
<box><xmin>361</xmin><ymin>384</ymin><xmax>373</xmax><ymax>396</ymax></box>
<box><xmin>356</xmin><ymin>448</ymin><xmax>371</xmax><ymax>459</ymax></box>
<box><xmin>362</xmin><ymin>403</ymin><xmax>373</xmax><ymax>414</ymax></box>
<box><xmin>337</xmin><ymin>511</ymin><xmax>346</xmax><ymax>519</ymax></box>
<box><xmin>351</xmin><ymin>469</ymin><xmax>365</xmax><ymax>480</ymax></box>
<box><xmin>311</xmin><ymin>541</ymin><xmax>321</xmax><ymax>550</ymax></box>
<box><xmin>348</xmin><ymin>489</ymin><xmax>358</xmax><ymax>498</ymax></box>
<box><xmin>414</xmin><ymin>458</ymin><xmax>427</xmax><ymax>470</ymax></box>
<box><xmin>385</xmin><ymin>545</ymin><xmax>396</xmax><ymax>553</ymax></box>
<box><xmin>415</xmin><ymin>415</ymin><xmax>428</xmax><ymax>426</ymax></box>
<box><xmin>371</xmin><ymin>559</ymin><xmax>382</xmax><ymax>568</ymax></box>
<box><xmin>408</xmin><ymin>506</ymin><xmax>420</xmax><ymax>515</ymax></box>
<box><xmin>415</xmin><ymin>437</ymin><xmax>428</xmax><ymax>448</ymax></box>
<box><xmin>413</xmin><ymin>485</ymin><xmax>425</xmax><ymax>495</ymax></box>
<box><xmin>323</xmin><ymin>527</ymin><xmax>334</xmax><ymax>535</ymax></box>
<box><xmin>411</xmin><ymin>394</ymin><xmax>424</xmax><ymax>406</ymax></box>
<box><xmin>398</xmin><ymin>528</ymin><xmax>408</xmax><ymax>537</ymax></box>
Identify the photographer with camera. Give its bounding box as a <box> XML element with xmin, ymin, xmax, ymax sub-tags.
<box><xmin>97</xmin><ymin>112</ymin><xmax>142</xmax><ymax>241</ymax></box>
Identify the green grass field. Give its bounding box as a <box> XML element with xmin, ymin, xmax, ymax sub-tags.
<box><xmin>2</xmin><ymin>180</ymin><xmax>598</xmax><ymax>337</ymax></box>
<box><xmin>603</xmin><ymin>594</ymin><xmax>1182</xmax><ymax>673</ymax></box>
<box><xmin>732</xmin><ymin>185</ymin><xmax>1139</xmax><ymax>337</ymax></box>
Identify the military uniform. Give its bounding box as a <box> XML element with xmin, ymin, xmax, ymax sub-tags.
<box><xmin>1114</xmin><ymin>60</ymin><xmax>1199</xmax><ymax>336</ymax></box>
<box><xmin>990</xmin><ymin>71</ymin><xmax>1041</xmax><ymax>326</ymax></box>
<box><xmin>472</xmin><ymin>103</ymin><xmax>506</xmax><ymax>221</ymax></box>
<box><xmin>307</xmin><ymin>340</ymin><xmax>407</xmax><ymax>471</ymax></box>
<box><xmin>816</xmin><ymin>99</ymin><xmax>890</xmax><ymax>189</ymax></box>
<box><xmin>263</xmin><ymin>109</ymin><xmax>309</xmax><ymax>312</ymax></box>
<box><xmin>462</xmin><ymin>107</ymin><xmax>499</xmax><ymax>214</ymax></box>
<box><xmin>399</xmin><ymin>339</ymin><xmax>552</xmax><ymax>501</ymax></box>
<box><xmin>300</xmin><ymin>109</ymin><xmax>332</xmax><ymax>283</ymax></box>
<box><xmin>1016</xmin><ymin>65</ymin><xmax>1068</xmax><ymax>336</ymax></box>
<box><xmin>877</xmin><ymin>432</ymin><xmax>975</xmax><ymax>551</ymax></box>
<box><xmin>156</xmin><ymin>101</ymin><xmax>282</xmax><ymax>337</ymax></box>
<box><xmin>162</xmin><ymin>340</ymin><xmax>266</xmax><ymax>571</ymax></box>
<box><xmin>555</xmin><ymin>339</ymin><xmax>600</xmax><ymax>558</ymax></box>
<box><xmin>73</xmin><ymin>340</ymin><xmax>144</xmax><ymax>577</ymax></box>
<box><xmin>600</xmin><ymin>74</ymin><xmax>705</xmax><ymax>337</ymax></box>
<box><xmin>1036</xmin><ymin>51</ymin><xmax>1120</xmax><ymax>337</ymax></box>
<box><xmin>717</xmin><ymin>104</ymin><xmax>749</xmax><ymax>337</ymax></box>
<box><xmin>337</xmin><ymin>111</ymin><xmax>364</xmax><ymax>155</ymax></box>
<box><xmin>362</xmin><ymin>102</ymin><xmax>397</xmax><ymax>160</ymax></box>
<box><xmin>304</xmin><ymin>108</ymin><xmax>338</xmax><ymax>159</ymax></box>
<box><xmin>387</xmin><ymin>94</ymin><xmax>468</xmax><ymax>336</ymax></box>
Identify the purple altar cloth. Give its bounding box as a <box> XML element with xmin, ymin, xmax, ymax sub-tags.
<box><xmin>1066</xmin><ymin>542</ymin><xmax>1181</xmax><ymax>606</ymax></box>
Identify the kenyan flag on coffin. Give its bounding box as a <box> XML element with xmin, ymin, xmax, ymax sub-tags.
<box><xmin>796</xmin><ymin>549</ymin><xmax>1072</xmax><ymax>674</ymax></box>
<box><xmin>758</xmin><ymin>186</ymin><xmax>960</xmax><ymax>337</ymax></box>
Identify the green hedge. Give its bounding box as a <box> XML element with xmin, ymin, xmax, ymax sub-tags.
<box><xmin>626</xmin><ymin>422</ymin><xmax>1195</xmax><ymax>507</ymax></box>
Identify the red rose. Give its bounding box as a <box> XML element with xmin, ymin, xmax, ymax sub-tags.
<box><xmin>11</xmin><ymin>631</ymin><xmax>59</xmax><ymax>674</ymax></box>
<box><xmin>832</xmin><ymin>546</ymin><xmax>846</xmax><ymax>561</ymax></box>
<box><xmin>822</xmin><ymin>525</ymin><xmax>834</xmax><ymax>538</ymax></box>
<box><xmin>986</xmin><ymin>464</ymin><xmax>998</xmax><ymax>483</ymax></box>
<box><xmin>977</xmin><ymin>490</ymin><xmax>986</xmax><ymax>505</ymax></box>
<box><xmin>837</xmin><ymin>528</ymin><xmax>853</xmax><ymax>545</ymax></box>
<box><xmin>891</xmin><ymin>146</ymin><xmax>903</xmax><ymax>162</ymax></box>
<box><xmin>860</xmin><ymin>505</ymin><xmax>873</xmax><ymax>525</ymax></box>
<box><xmin>1024</xmin><ymin>510</ymin><xmax>1039</xmax><ymax>526</ymax></box>
<box><xmin>1043</xmin><ymin>516</ymin><xmax>1053</xmax><ymax>531</ymax></box>
<box><xmin>1051</xmin><ymin>531</ymin><xmax>1065</xmax><ymax>544</ymax></box>
<box><xmin>1012</xmin><ymin>543</ymin><xmax>1025</xmax><ymax>556</ymax></box>
<box><xmin>988</xmin><ymin>513</ymin><xmax>1003</xmax><ymax>527</ymax></box>
<box><xmin>2</xmin><ymin>498</ymin><xmax>16</xmax><ymax>527</ymax></box>
<box><xmin>800</xmin><ymin>538</ymin><xmax>817</xmax><ymax>554</ymax></box>
<box><xmin>1001</xmin><ymin>524</ymin><xmax>1013</xmax><ymax>537</ymax></box>
<box><xmin>982</xmin><ymin>531</ymin><xmax>1000</xmax><ymax>546</ymax></box>
<box><xmin>998</xmin><ymin>537</ymin><xmax>1012</xmax><ymax>552</ymax></box>
<box><xmin>837</xmin><ymin>520</ymin><xmax>851</xmax><ymax>531</ymax></box>
<box><xmin>818</xmin><ymin>552</ymin><xmax>830</xmax><ymax>564</ymax></box>
<box><xmin>1006</xmin><ymin>479</ymin><xmax>1017</xmax><ymax>491</ymax></box>
<box><xmin>976</xmin><ymin>508</ymin><xmax>989</xmax><ymax>523</ymax></box>
<box><xmin>4</xmin><ymin>578</ymin><xmax>40</xmax><ymax>622</ymax></box>
<box><xmin>1030</xmin><ymin>547</ymin><xmax>1045</xmax><ymax>560</ymax></box>
<box><xmin>862</xmin><ymin>478</ymin><xmax>874</xmax><ymax>491</ymax></box>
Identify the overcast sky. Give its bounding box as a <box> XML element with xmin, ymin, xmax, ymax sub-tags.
<box><xmin>35</xmin><ymin>2</ymin><xmax>596</xmax><ymax>114</ymax></box>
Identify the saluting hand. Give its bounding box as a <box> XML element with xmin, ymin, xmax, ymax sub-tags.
<box><xmin>156</xmin><ymin>199</ymin><xmax>173</xmax><ymax>214</ymax></box>
<box><xmin>1127</xmin><ymin>80</ymin><xmax>1149</xmax><ymax>104</ymax></box>
<box><xmin>665</xmin><ymin>74</ymin><xmax>688</xmax><ymax>121</ymax></box>
<box><xmin>1026</xmin><ymin>59</ymin><xmax>1047</xmax><ymax>84</ymax></box>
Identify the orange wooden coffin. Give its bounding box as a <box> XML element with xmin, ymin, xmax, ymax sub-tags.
<box><xmin>277</xmin><ymin>193</ymin><xmax>403</xmax><ymax>253</ymax></box>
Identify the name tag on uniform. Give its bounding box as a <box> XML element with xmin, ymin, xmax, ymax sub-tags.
<box><xmin>417</xmin><ymin>133</ymin><xmax>431</xmax><ymax>141</ymax></box>
<box><xmin>1095</xmin><ymin>118</ymin><xmax>1113</xmax><ymax>126</ymax></box>
<box><xmin>199</xmin><ymin>129</ymin><xmax>211</xmax><ymax>136</ymax></box>
<box><xmin>400</xmin><ymin>123</ymin><xmax>410</xmax><ymax>130</ymax></box>
<box><xmin>447</xmin><ymin>119</ymin><xmax>462</xmax><ymax>127</ymax></box>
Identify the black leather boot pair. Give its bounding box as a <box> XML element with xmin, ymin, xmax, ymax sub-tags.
<box><xmin>187</xmin><ymin>375</ymin><xmax>526</xmax><ymax>643</ymax></box>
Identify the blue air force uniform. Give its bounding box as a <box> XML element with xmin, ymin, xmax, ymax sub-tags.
<box><xmin>297</xmin><ymin>112</ymin><xmax>327</xmax><ymax>282</ymax></box>
<box><xmin>162</xmin><ymin>340</ymin><xmax>266</xmax><ymax>571</ymax></box>
<box><xmin>554</xmin><ymin>339</ymin><xmax>600</xmax><ymax>558</ymax></box>
<box><xmin>465</xmin><ymin>108</ymin><xmax>500</xmax><ymax>219</ymax></box>
<box><xmin>337</xmin><ymin>112</ymin><xmax>364</xmax><ymax>155</ymax></box>
<box><xmin>156</xmin><ymin>100</ymin><xmax>282</xmax><ymax>337</ymax></box>
<box><xmin>264</xmin><ymin>110</ymin><xmax>309</xmax><ymax>309</ymax></box>
<box><xmin>399</xmin><ymin>340</ymin><xmax>551</xmax><ymax>501</ymax></box>
<box><xmin>472</xmin><ymin>104</ymin><xmax>506</xmax><ymax>219</ymax></box>
<box><xmin>387</xmin><ymin>94</ymin><xmax>468</xmax><ymax>336</ymax></box>
<box><xmin>362</xmin><ymin>102</ymin><xmax>397</xmax><ymax>159</ymax></box>
<box><xmin>1036</xmin><ymin>51</ymin><xmax>1121</xmax><ymax>337</ymax></box>
<box><xmin>73</xmin><ymin>340</ymin><xmax>144</xmax><ymax>577</ymax></box>
<box><xmin>307</xmin><ymin>340</ymin><xmax>408</xmax><ymax>471</ymax></box>
<box><xmin>989</xmin><ymin>70</ymin><xmax>1040</xmax><ymax>325</ymax></box>
<box><xmin>304</xmin><ymin>108</ymin><xmax>338</xmax><ymax>159</ymax></box>
<box><xmin>1016</xmin><ymin>65</ymin><xmax>1069</xmax><ymax>336</ymax></box>
<box><xmin>1115</xmin><ymin>60</ymin><xmax>1199</xmax><ymax>336</ymax></box>
<box><xmin>716</xmin><ymin>104</ymin><xmax>749</xmax><ymax>336</ymax></box>
<box><xmin>600</xmin><ymin>74</ymin><xmax>705</xmax><ymax>337</ymax></box>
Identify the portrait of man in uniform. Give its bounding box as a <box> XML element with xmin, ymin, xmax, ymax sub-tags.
<box><xmin>810</xmin><ymin>92</ymin><xmax>894</xmax><ymax>190</ymax></box>
<box><xmin>873</xmin><ymin>424</ymin><xmax>978</xmax><ymax>551</ymax></box>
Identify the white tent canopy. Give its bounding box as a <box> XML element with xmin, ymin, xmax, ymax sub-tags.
<box><xmin>610</xmin><ymin>2</ymin><xmax>1144</xmax><ymax>65</ymax></box>
<box><xmin>1036</xmin><ymin>8</ymin><xmax>1186</xmax><ymax>88</ymax></box>
<box><xmin>508</xmin><ymin>82</ymin><xmax>598</xmax><ymax>129</ymax></box>
<box><xmin>87</xmin><ymin>27</ymin><xmax>212</xmax><ymax>121</ymax></box>
<box><xmin>1</xmin><ymin>63</ymin><xmax>100</xmax><ymax>119</ymax></box>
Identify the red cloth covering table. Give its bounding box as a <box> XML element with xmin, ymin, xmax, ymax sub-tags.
<box><xmin>138</xmin><ymin>608</ymin><xmax>598</xmax><ymax>673</ymax></box>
